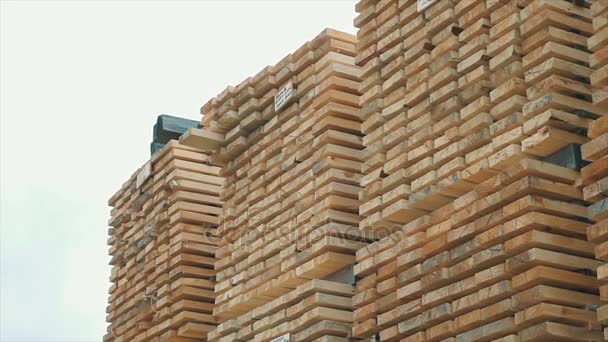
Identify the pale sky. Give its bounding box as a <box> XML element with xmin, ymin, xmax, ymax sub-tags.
<box><xmin>0</xmin><ymin>1</ymin><xmax>356</xmax><ymax>340</ymax></box>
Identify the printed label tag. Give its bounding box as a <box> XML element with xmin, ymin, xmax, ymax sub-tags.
<box><xmin>274</xmin><ymin>81</ymin><xmax>294</xmax><ymax>112</ymax></box>
<box><xmin>417</xmin><ymin>0</ymin><xmax>438</xmax><ymax>12</ymax></box>
<box><xmin>136</xmin><ymin>161</ymin><xmax>152</xmax><ymax>189</ymax></box>
<box><xmin>270</xmin><ymin>334</ymin><xmax>290</xmax><ymax>342</ymax></box>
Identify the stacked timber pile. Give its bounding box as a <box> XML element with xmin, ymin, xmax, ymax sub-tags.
<box><xmin>353</xmin><ymin>0</ymin><xmax>605</xmax><ymax>340</ymax></box>
<box><xmin>586</xmin><ymin>1</ymin><xmax>608</xmax><ymax>339</ymax></box>
<box><xmin>180</xmin><ymin>29</ymin><xmax>377</xmax><ymax>341</ymax></box>
<box><xmin>209</xmin><ymin>280</ymin><xmax>357</xmax><ymax>342</ymax></box>
<box><xmin>354</xmin><ymin>158</ymin><xmax>602</xmax><ymax>340</ymax></box>
<box><xmin>105</xmin><ymin>140</ymin><xmax>223</xmax><ymax>342</ymax></box>
<box><xmin>585</xmin><ymin>117</ymin><xmax>608</xmax><ymax>341</ymax></box>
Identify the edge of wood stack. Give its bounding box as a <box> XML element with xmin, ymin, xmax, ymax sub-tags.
<box><xmin>105</xmin><ymin>141</ymin><xmax>223</xmax><ymax>342</ymax></box>
<box><xmin>586</xmin><ymin>1</ymin><xmax>608</xmax><ymax>340</ymax></box>
<box><xmin>182</xmin><ymin>28</ymin><xmax>379</xmax><ymax>341</ymax></box>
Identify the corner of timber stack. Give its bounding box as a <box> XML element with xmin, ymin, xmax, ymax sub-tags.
<box><xmin>586</xmin><ymin>2</ymin><xmax>608</xmax><ymax>340</ymax></box>
<box><xmin>105</xmin><ymin>140</ymin><xmax>223</xmax><ymax>342</ymax></box>
<box><xmin>181</xmin><ymin>28</ymin><xmax>379</xmax><ymax>341</ymax></box>
<box><xmin>105</xmin><ymin>1</ymin><xmax>608</xmax><ymax>340</ymax></box>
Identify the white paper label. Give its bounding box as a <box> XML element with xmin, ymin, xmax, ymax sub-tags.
<box><xmin>136</xmin><ymin>161</ymin><xmax>152</xmax><ymax>189</ymax></box>
<box><xmin>274</xmin><ymin>81</ymin><xmax>294</xmax><ymax>112</ymax></box>
<box><xmin>417</xmin><ymin>0</ymin><xmax>438</xmax><ymax>12</ymax></box>
<box><xmin>270</xmin><ymin>334</ymin><xmax>290</xmax><ymax>342</ymax></box>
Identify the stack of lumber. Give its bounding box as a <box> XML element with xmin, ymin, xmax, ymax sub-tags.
<box><xmin>181</xmin><ymin>29</ymin><xmax>377</xmax><ymax>341</ymax></box>
<box><xmin>586</xmin><ymin>1</ymin><xmax>608</xmax><ymax>339</ymax></box>
<box><xmin>208</xmin><ymin>280</ymin><xmax>357</xmax><ymax>342</ymax></box>
<box><xmin>353</xmin><ymin>0</ymin><xmax>605</xmax><ymax>340</ymax></box>
<box><xmin>356</xmin><ymin>0</ymin><xmax>599</xmax><ymax>233</ymax></box>
<box><xmin>105</xmin><ymin>141</ymin><xmax>223</xmax><ymax>342</ymax></box>
<box><xmin>354</xmin><ymin>157</ymin><xmax>603</xmax><ymax>341</ymax></box>
<box><xmin>585</xmin><ymin>116</ymin><xmax>608</xmax><ymax>341</ymax></box>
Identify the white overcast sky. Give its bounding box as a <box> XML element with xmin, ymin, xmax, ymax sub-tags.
<box><xmin>0</xmin><ymin>1</ymin><xmax>356</xmax><ymax>340</ymax></box>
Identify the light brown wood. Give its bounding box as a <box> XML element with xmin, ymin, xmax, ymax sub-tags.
<box><xmin>353</xmin><ymin>0</ymin><xmax>603</xmax><ymax>339</ymax></box>
<box><xmin>105</xmin><ymin>142</ymin><xmax>222</xmax><ymax>342</ymax></box>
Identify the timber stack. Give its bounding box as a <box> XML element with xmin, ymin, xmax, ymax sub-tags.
<box><xmin>586</xmin><ymin>1</ymin><xmax>608</xmax><ymax>340</ymax></box>
<box><xmin>353</xmin><ymin>0</ymin><xmax>605</xmax><ymax>340</ymax></box>
<box><xmin>181</xmin><ymin>29</ymin><xmax>377</xmax><ymax>341</ymax></box>
<box><xmin>105</xmin><ymin>140</ymin><xmax>223</xmax><ymax>342</ymax></box>
<box><xmin>104</xmin><ymin>1</ymin><xmax>608</xmax><ymax>341</ymax></box>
